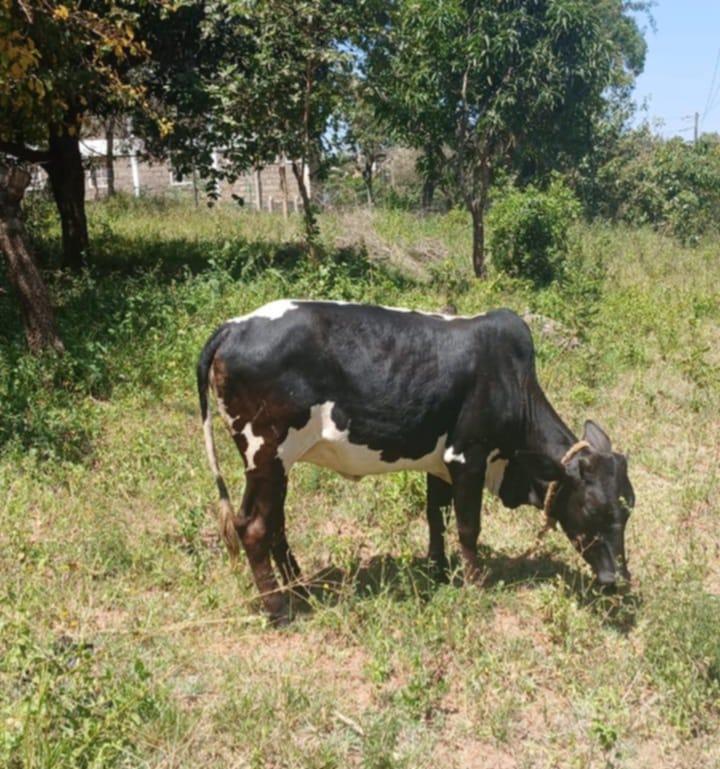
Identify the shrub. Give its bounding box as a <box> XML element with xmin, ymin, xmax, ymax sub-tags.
<box><xmin>584</xmin><ymin>128</ymin><xmax>720</xmax><ymax>244</ymax></box>
<box><xmin>488</xmin><ymin>178</ymin><xmax>581</xmax><ymax>285</ymax></box>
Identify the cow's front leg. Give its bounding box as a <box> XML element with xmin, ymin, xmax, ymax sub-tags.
<box><xmin>448</xmin><ymin>462</ymin><xmax>485</xmax><ymax>585</ymax></box>
<box><xmin>426</xmin><ymin>474</ymin><xmax>452</xmax><ymax>582</ymax></box>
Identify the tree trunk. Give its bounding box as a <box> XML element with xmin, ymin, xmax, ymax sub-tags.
<box><xmin>421</xmin><ymin>143</ymin><xmax>439</xmax><ymax>210</ymax></box>
<box><xmin>291</xmin><ymin>161</ymin><xmax>320</xmax><ymax>258</ymax></box>
<box><xmin>0</xmin><ymin>165</ymin><xmax>64</xmax><ymax>354</ymax></box>
<box><xmin>469</xmin><ymin>156</ymin><xmax>491</xmax><ymax>278</ymax></box>
<box><xmin>362</xmin><ymin>159</ymin><xmax>374</xmax><ymax>208</ymax></box>
<box><xmin>45</xmin><ymin>126</ymin><xmax>88</xmax><ymax>270</ymax></box>
<box><xmin>470</xmin><ymin>203</ymin><xmax>486</xmax><ymax>278</ymax></box>
<box><xmin>105</xmin><ymin>122</ymin><xmax>115</xmax><ymax>196</ymax></box>
<box><xmin>279</xmin><ymin>158</ymin><xmax>289</xmax><ymax>219</ymax></box>
<box><xmin>422</xmin><ymin>176</ymin><xmax>435</xmax><ymax>210</ymax></box>
<box><xmin>191</xmin><ymin>165</ymin><xmax>200</xmax><ymax>207</ymax></box>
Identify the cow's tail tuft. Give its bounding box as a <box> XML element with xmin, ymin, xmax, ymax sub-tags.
<box><xmin>197</xmin><ymin>326</ymin><xmax>240</xmax><ymax>558</ymax></box>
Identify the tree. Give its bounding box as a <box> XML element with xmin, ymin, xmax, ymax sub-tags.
<box><xmin>214</xmin><ymin>0</ymin><xmax>358</xmax><ymax>251</ymax></box>
<box><xmin>132</xmin><ymin>0</ymin><xmax>241</xmax><ymax>200</ymax></box>
<box><xmin>369</xmin><ymin>0</ymin><xmax>645</xmax><ymax>276</ymax></box>
<box><xmin>0</xmin><ymin>163</ymin><xmax>64</xmax><ymax>353</ymax></box>
<box><xmin>339</xmin><ymin>78</ymin><xmax>389</xmax><ymax>207</ymax></box>
<box><xmin>139</xmin><ymin>0</ymin><xmax>359</xmax><ymax>253</ymax></box>
<box><xmin>0</xmin><ymin>0</ymin><xmax>147</xmax><ymax>269</ymax></box>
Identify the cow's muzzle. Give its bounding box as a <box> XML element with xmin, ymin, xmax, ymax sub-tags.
<box><xmin>580</xmin><ymin>535</ymin><xmax>630</xmax><ymax>589</ymax></box>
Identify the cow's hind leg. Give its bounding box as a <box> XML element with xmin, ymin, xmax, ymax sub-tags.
<box><xmin>237</xmin><ymin>462</ymin><xmax>290</xmax><ymax>623</ymax></box>
<box><xmin>426</xmin><ymin>474</ymin><xmax>452</xmax><ymax>582</ymax></box>
<box><xmin>270</xmin><ymin>514</ymin><xmax>308</xmax><ymax>600</ymax></box>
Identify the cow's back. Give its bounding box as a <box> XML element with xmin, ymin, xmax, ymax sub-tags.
<box><xmin>207</xmin><ymin>301</ymin><xmax>534</xmax><ymax>477</ymax></box>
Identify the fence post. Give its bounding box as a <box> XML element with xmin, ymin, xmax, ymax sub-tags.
<box><xmin>254</xmin><ymin>168</ymin><xmax>263</xmax><ymax>212</ymax></box>
<box><xmin>127</xmin><ymin>117</ymin><xmax>141</xmax><ymax>197</ymax></box>
<box><xmin>279</xmin><ymin>156</ymin><xmax>289</xmax><ymax>219</ymax></box>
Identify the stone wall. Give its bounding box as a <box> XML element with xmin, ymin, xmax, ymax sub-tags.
<box><xmin>83</xmin><ymin>154</ymin><xmax>304</xmax><ymax>210</ymax></box>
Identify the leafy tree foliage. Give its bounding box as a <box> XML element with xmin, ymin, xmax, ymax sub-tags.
<box><xmin>585</xmin><ymin>128</ymin><xmax>720</xmax><ymax>243</ymax></box>
<box><xmin>334</xmin><ymin>76</ymin><xmax>390</xmax><ymax>206</ymax></box>
<box><xmin>131</xmin><ymin>0</ymin><xmax>245</xmax><ymax>192</ymax></box>
<box><xmin>216</xmin><ymin>0</ymin><xmax>355</xmax><ymax>249</ymax></box>
<box><xmin>0</xmin><ymin>0</ymin><xmax>148</xmax><ymax>268</ymax></box>
<box><xmin>141</xmin><ymin>0</ymin><xmax>359</xmax><ymax>253</ymax></box>
<box><xmin>369</xmin><ymin>0</ymin><xmax>646</xmax><ymax>276</ymax></box>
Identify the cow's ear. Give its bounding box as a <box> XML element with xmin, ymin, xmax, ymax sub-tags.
<box><xmin>583</xmin><ymin>420</ymin><xmax>612</xmax><ymax>453</ymax></box>
<box><xmin>514</xmin><ymin>451</ymin><xmax>567</xmax><ymax>482</ymax></box>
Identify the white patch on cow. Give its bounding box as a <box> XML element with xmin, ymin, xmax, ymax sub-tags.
<box><xmin>378</xmin><ymin>304</ymin><xmax>459</xmax><ymax>321</ymax></box>
<box><xmin>484</xmin><ymin>449</ymin><xmax>509</xmax><ymax>496</ymax></box>
<box><xmin>215</xmin><ymin>395</ymin><xmax>237</xmax><ymax>433</ymax></box>
<box><xmin>443</xmin><ymin>445</ymin><xmax>466</xmax><ymax>464</ymax></box>
<box><xmin>240</xmin><ymin>422</ymin><xmax>264</xmax><ymax>471</ymax></box>
<box><xmin>276</xmin><ymin>401</ymin><xmax>452</xmax><ymax>482</ymax></box>
<box><xmin>305</xmin><ymin>299</ymin><xmax>481</xmax><ymax>321</ymax></box>
<box><xmin>229</xmin><ymin>298</ymin><xmax>484</xmax><ymax>325</ymax></box>
<box><xmin>228</xmin><ymin>299</ymin><xmax>299</xmax><ymax>324</ymax></box>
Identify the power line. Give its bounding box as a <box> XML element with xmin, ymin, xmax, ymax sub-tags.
<box><xmin>705</xmin><ymin>88</ymin><xmax>720</xmax><ymax>121</ymax></box>
<box><xmin>702</xmin><ymin>48</ymin><xmax>720</xmax><ymax>123</ymax></box>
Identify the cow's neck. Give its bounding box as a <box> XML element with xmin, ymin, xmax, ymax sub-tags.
<box><xmin>522</xmin><ymin>381</ymin><xmax>578</xmax><ymax>509</ymax></box>
<box><xmin>527</xmin><ymin>397</ymin><xmax>577</xmax><ymax>458</ymax></box>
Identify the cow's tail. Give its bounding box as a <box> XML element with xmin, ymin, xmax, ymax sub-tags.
<box><xmin>197</xmin><ymin>326</ymin><xmax>240</xmax><ymax>558</ymax></box>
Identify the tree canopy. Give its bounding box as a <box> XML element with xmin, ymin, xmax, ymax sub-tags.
<box><xmin>0</xmin><ymin>0</ymin><xmax>150</xmax><ymax>268</ymax></box>
<box><xmin>367</xmin><ymin>0</ymin><xmax>648</xmax><ymax>274</ymax></box>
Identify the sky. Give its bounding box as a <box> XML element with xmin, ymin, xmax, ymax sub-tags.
<box><xmin>633</xmin><ymin>1</ymin><xmax>720</xmax><ymax>138</ymax></box>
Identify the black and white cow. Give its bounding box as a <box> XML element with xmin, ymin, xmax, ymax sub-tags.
<box><xmin>198</xmin><ymin>300</ymin><xmax>635</xmax><ymax>621</ymax></box>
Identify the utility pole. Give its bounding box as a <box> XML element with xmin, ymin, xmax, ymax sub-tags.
<box><xmin>694</xmin><ymin>111</ymin><xmax>700</xmax><ymax>144</ymax></box>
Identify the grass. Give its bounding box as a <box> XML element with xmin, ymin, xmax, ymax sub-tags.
<box><xmin>1</xmin><ymin>195</ymin><xmax>719</xmax><ymax>767</ymax></box>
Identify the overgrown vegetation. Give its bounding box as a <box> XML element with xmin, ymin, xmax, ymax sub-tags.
<box><xmin>1</xmin><ymin>199</ymin><xmax>719</xmax><ymax>767</ymax></box>
<box><xmin>580</xmin><ymin>128</ymin><xmax>720</xmax><ymax>243</ymax></box>
<box><xmin>488</xmin><ymin>177</ymin><xmax>581</xmax><ymax>286</ymax></box>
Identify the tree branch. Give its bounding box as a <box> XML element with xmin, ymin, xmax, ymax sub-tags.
<box><xmin>0</xmin><ymin>141</ymin><xmax>51</xmax><ymax>165</ymax></box>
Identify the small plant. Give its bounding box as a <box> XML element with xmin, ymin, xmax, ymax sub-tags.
<box><xmin>643</xmin><ymin>578</ymin><xmax>720</xmax><ymax>734</ymax></box>
<box><xmin>0</xmin><ymin>624</ymin><xmax>171</xmax><ymax>768</ymax></box>
<box><xmin>488</xmin><ymin>178</ymin><xmax>581</xmax><ymax>285</ymax></box>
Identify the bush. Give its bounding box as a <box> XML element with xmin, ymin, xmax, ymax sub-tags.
<box><xmin>488</xmin><ymin>178</ymin><xmax>581</xmax><ymax>285</ymax></box>
<box><xmin>584</xmin><ymin>128</ymin><xmax>720</xmax><ymax>244</ymax></box>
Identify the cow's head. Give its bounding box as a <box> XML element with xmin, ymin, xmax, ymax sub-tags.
<box><xmin>516</xmin><ymin>421</ymin><xmax>635</xmax><ymax>588</ymax></box>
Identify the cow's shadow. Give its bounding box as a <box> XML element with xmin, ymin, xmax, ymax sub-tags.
<box><xmin>290</xmin><ymin>545</ymin><xmax>639</xmax><ymax>633</ymax></box>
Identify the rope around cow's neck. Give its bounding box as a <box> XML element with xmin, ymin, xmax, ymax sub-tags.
<box><xmin>537</xmin><ymin>439</ymin><xmax>591</xmax><ymax>540</ymax></box>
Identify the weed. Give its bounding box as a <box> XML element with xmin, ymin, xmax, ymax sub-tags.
<box><xmin>0</xmin><ymin>622</ymin><xmax>174</xmax><ymax>769</ymax></box>
<box><xmin>643</xmin><ymin>577</ymin><xmax>720</xmax><ymax>735</ymax></box>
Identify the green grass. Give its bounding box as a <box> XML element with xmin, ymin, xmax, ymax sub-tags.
<box><xmin>1</xmin><ymin>197</ymin><xmax>719</xmax><ymax>767</ymax></box>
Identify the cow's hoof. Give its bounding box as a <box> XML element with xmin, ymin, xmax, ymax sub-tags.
<box><xmin>290</xmin><ymin>583</ymin><xmax>311</xmax><ymax>602</ymax></box>
<box><xmin>268</xmin><ymin>611</ymin><xmax>291</xmax><ymax>628</ymax></box>
<box><xmin>263</xmin><ymin>594</ymin><xmax>290</xmax><ymax>626</ymax></box>
<box><xmin>427</xmin><ymin>557</ymin><xmax>450</xmax><ymax>584</ymax></box>
<box><xmin>464</xmin><ymin>568</ymin><xmax>487</xmax><ymax>587</ymax></box>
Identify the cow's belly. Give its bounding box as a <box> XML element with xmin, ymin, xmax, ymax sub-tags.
<box><xmin>277</xmin><ymin>401</ymin><xmax>451</xmax><ymax>482</ymax></box>
<box><xmin>300</xmin><ymin>433</ymin><xmax>451</xmax><ymax>482</ymax></box>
